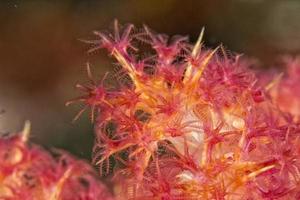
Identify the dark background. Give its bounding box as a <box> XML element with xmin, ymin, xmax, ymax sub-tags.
<box><xmin>0</xmin><ymin>0</ymin><xmax>300</xmax><ymax>160</ymax></box>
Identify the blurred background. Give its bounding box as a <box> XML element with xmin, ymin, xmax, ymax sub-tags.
<box><xmin>0</xmin><ymin>0</ymin><xmax>300</xmax><ymax>160</ymax></box>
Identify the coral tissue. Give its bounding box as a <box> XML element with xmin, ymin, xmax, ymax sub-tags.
<box><xmin>0</xmin><ymin>122</ymin><xmax>113</xmax><ymax>200</ymax></box>
<box><xmin>70</xmin><ymin>21</ymin><xmax>300</xmax><ymax>199</ymax></box>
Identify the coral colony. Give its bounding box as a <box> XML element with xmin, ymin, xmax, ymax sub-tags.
<box><xmin>67</xmin><ymin>21</ymin><xmax>300</xmax><ymax>199</ymax></box>
<box><xmin>269</xmin><ymin>57</ymin><xmax>300</xmax><ymax>121</ymax></box>
<box><xmin>1</xmin><ymin>22</ymin><xmax>300</xmax><ymax>200</ymax></box>
<box><xmin>0</xmin><ymin>122</ymin><xmax>113</xmax><ymax>200</ymax></box>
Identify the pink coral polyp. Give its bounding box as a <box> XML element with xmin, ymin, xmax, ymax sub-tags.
<box><xmin>70</xmin><ymin>21</ymin><xmax>300</xmax><ymax>199</ymax></box>
<box><xmin>0</xmin><ymin>124</ymin><xmax>113</xmax><ymax>200</ymax></box>
<box><xmin>270</xmin><ymin>57</ymin><xmax>300</xmax><ymax>121</ymax></box>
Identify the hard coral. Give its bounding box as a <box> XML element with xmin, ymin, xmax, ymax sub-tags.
<box><xmin>70</xmin><ymin>21</ymin><xmax>300</xmax><ymax>199</ymax></box>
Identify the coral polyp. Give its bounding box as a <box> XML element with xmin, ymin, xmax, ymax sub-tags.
<box><xmin>0</xmin><ymin>122</ymin><xmax>113</xmax><ymax>200</ymax></box>
<box><xmin>70</xmin><ymin>21</ymin><xmax>300</xmax><ymax>199</ymax></box>
<box><xmin>269</xmin><ymin>57</ymin><xmax>300</xmax><ymax>122</ymax></box>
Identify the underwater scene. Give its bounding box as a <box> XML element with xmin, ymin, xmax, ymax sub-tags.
<box><xmin>1</xmin><ymin>1</ymin><xmax>300</xmax><ymax>199</ymax></box>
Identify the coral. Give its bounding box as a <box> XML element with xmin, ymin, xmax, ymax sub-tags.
<box><xmin>0</xmin><ymin>122</ymin><xmax>113</xmax><ymax>200</ymax></box>
<box><xmin>70</xmin><ymin>21</ymin><xmax>300</xmax><ymax>199</ymax></box>
<box><xmin>267</xmin><ymin>56</ymin><xmax>300</xmax><ymax>122</ymax></box>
